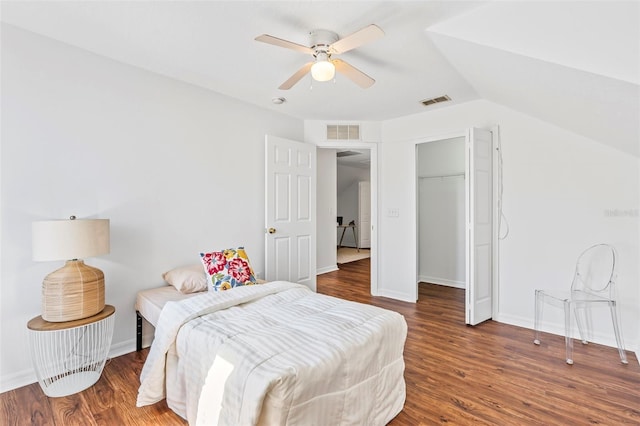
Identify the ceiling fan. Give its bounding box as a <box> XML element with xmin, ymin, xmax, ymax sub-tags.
<box><xmin>255</xmin><ymin>24</ymin><xmax>384</xmax><ymax>90</ymax></box>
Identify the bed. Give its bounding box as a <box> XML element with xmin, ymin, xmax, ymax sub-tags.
<box><xmin>135</xmin><ymin>285</ymin><xmax>204</xmax><ymax>351</ymax></box>
<box><xmin>135</xmin><ymin>280</ymin><xmax>407</xmax><ymax>425</ymax></box>
<box><xmin>134</xmin><ymin>276</ymin><xmax>269</xmax><ymax>351</ymax></box>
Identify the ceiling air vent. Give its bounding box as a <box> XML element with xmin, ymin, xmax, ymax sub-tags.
<box><xmin>327</xmin><ymin>124</ymin><xmax>360</xmax><ymax>140</ymax></box>
<box><xmin>421</xmin><ymin>95</ymin><xmax>451</xmax><ymax>107</ymax></box>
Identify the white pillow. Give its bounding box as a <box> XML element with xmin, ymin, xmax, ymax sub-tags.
<box><xmin>162</xmin><ymin>264</ymin><xmax>207</xmax><ymax>294</ymax></box>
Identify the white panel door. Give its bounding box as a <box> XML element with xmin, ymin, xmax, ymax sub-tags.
<box><xmin>465</xmin><ymin>128</ymin><xmax>493</xmax><ymax>325</ymax></box>
<box><xmin>358</xmin><ymin>181</ymin><xmax>371</xmax><ymax>249</ymax></box>
<box><xmin>265</xmin><ymin>135</ymin><xmax>316</xmax><ymax>291</ymax></box>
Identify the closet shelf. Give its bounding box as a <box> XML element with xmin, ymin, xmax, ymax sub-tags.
<box><xmin>418</xmin><ymin>173</ymin><xmax>465</xmax><ymax>179</ymax></box>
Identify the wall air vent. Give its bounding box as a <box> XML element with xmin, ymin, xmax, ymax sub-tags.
<box><xmin>327</xmin><ymin>124</ymin><xmax>360</xmax><ymax>140</ymax></box>
<box><xmin>421</xmin><ymin>95</ymin><xmax>451</xmax><ymax>106</ymax></box>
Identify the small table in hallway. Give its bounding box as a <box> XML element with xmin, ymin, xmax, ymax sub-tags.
<box><xmin>337</xmin><ymin>224</ymin><xmax>358</xmax><ymax>251</ymax></box>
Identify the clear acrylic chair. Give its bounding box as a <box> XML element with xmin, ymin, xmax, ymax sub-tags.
<box><xmin>533</xmin><ymin>244</ymin><xmax>627</xmax><ymax>365</ymax></box>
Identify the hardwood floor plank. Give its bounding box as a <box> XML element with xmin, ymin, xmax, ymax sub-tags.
<box><xmin>0</xmin><ymin>383</ymin><xmax>52</xmax><ymax>426</ymax></box>
<box><xmin>48</xmin><ymin>392</ymin><xmax>96</xmax><ymax>426</ymax></box>
<box><xmin>1</xmin><ymin>257</ymin><xmax>638</xmax><ymax>425</ymax></box>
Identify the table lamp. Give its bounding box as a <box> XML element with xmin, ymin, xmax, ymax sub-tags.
<box><xmin>32</xmin><ymin>216</ymin><xmax>110</xmax><ymax>322</ymax></box>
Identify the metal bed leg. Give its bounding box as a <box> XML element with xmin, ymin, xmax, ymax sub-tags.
<box><xmin>136</xmin><ymin>311</ymin><xmax>143</xmax><ymax>351</ymax></box>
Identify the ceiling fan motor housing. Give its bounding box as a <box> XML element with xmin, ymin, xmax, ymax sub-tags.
<box><xmin>309</xmin><ymin>29</ymin><xmax>339</xmax><ymax>56</ymax></box>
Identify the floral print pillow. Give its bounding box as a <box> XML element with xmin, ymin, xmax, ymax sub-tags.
<box><xmin>200</xmin><ymin>247</ymin><xmax>258</xmax><ymax>291</ymax></box>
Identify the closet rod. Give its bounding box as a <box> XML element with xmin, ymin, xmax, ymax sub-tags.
<box><xmin>418</xmin><ymin>173</ymin><xmax>465</xmax><ymax>179</ymax></box>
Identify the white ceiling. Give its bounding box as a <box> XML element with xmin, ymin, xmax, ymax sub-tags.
<box><xmin>337</xmin><ymin>149</ymin><xmax>371</xmax><ymax>169</ymax></box>
<box><xmin>2</xmin><ymin>1</ymin><xmax>639</xmax><ymax>156</ymax></box>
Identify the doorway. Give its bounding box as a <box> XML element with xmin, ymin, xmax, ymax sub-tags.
<box><xmin>414</xmin><ymin>128</ymin><xmax>497</xmax><ymax>325</ymax></box>
<box><xmin>337</xmin><ymin>150</ymin><xmax>371</xmax><ymax>265</ymax></box>
<box><xmin>317</xmin><ymin>142</ymin><xmax>378</xmax><ymax>296</ymax></box>
<box><xmin>417</xmin><ymin>137</ymin><xmax>466</xmax><ymax>289</ymax></box>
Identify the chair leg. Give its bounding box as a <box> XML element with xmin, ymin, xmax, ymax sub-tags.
<box><xmin>533</xmin><ymin>290</ymin><xmax>543</xmax><ymax>345</ymax></box>
<box><xmin>564</xmin><ymin>300</ymin><xmax>574</xmax><ymax>365</ymax></box>
<box><xmin>573</xmin><ymin>306</ymin><xmax>589</xmax><ymax>344</ymax></box>
<box><xmin>608</xmin><ymin>301</ymin><xmax>628</xmax><ymax>364</ymax></box>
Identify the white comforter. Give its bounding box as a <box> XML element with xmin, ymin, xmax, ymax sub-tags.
<box><xmin>137</xmin><ymin>281</ymin><xmax>407</xmax><ymax>425</ymax></box>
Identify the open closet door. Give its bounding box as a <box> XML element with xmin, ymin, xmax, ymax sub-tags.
<box><xmin>265</xmin><ymin>135</ymin><xmax>317</xmax><ymax>291</ymax></box>
<box><xmin>465</xmin><ymin>128</ymin><xmax>493</xmax><ymax>325</ymax></box>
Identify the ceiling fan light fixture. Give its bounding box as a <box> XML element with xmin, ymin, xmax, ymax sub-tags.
<box><xmin>311</xmin><ymin>52</ymin><xmax>335</xmax><ymax>82</ymax></box>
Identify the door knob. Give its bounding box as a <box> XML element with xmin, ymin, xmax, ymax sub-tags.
<box><xmin>268</xmin><ymin>227</ymin><xmax>276</xmax><ymax>234</ymax></box>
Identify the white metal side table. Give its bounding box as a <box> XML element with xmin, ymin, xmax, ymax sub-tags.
<box><xmin>27</xmin><ymin>305</ymin><xmax>115</xmax><ymax>397</ymax></box>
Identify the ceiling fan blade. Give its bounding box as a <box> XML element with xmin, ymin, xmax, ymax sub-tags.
<box><xmin>333</xmin><ymin>59</ymin><xmax>375</xmax><ymax>88</ymax></box>
<box><xmin>330</xmin><ymin>24</ymin><xmax>385</xmax><ymax>54</ymax></box>
<box><xmin>279</xmin><ymin>62</ymin><xmax>314</xmax><ymax>90</ymax></box>
<box><xmin>255</xmin><ymin>34</ymin><xmax>314</xmax><ymax>55</ymax></box>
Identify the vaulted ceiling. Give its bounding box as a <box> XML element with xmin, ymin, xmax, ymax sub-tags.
<box><xmin>2</xmin><ymin>1</ymin><xmax>638</xmax><ymax>156</ymax></box>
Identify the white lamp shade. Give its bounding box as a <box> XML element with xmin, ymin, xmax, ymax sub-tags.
<box><xmin>32</xmin><ymin>219</ymin><xmax>110</xmax><ymax>261</ymax></box>
<box><xmin>311</xmin><ymin>57</ymin><xmax>335</xmax><ymax>82</ymax></box>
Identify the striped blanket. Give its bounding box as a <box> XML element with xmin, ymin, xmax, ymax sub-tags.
<box><xmin>137</xmin><ymin>281</ymin><xmax>407</xmax><ymax>425</ymax></box>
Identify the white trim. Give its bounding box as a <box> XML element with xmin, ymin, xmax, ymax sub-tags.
<box><xmin>491</xmin><ymin>126</ymin><xmax>501</xmax><ymax>321</ymax></box>
<box><xmin>418</xmin><ymin>276</ymin><xmax>465</xmax><ymax>289</ymax></box>
<box><xmin>497</xmin><ymin>312</ymin><xmax>638</xmax><ymax>357</ymax></box>
<box><xmin>376</xmin><ymin>288</ymin><xmax>416</xmax><ymax>303</ymax></box>
<box><xmin>0</xmin><ymin>368</ymin><xmax>36</xmax><ymax>393</ymax></box>
<box><xmin>316</xmin><ymin>265</ymin><xmax>339</xmax><ymax>275</ymax></box>
<box><xmin>398</xmin><ymin>129</ymin><xmax>470</xmax><ymax>147</ymax></box>
<box><xmin>0</xmin><ymin>338</ymin><xmax>136</xmax><ymax>393</ymax></box>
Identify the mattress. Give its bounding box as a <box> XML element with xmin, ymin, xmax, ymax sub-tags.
<box><xmin>135</xmin><ymin>285</ymin><xmax>204</xmax><ymax>327</ymax></box>
<box><xmin>135</xmin><ymin>280</ymin><xmax>268</xmax><ymax>327</ymax></box>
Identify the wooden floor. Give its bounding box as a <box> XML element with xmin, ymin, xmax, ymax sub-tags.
<box><xmin>2</xmin><ymin>258</ymin><xmax>638</xmax><ymax>425</ymax></box>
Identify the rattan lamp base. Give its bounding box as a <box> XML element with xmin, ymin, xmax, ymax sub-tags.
<box><xmin>42</xmin><ymin>260</ymin><xmax>105</xmax><ymax>322</ymax></box>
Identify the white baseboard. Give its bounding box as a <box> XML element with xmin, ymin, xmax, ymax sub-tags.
<box><xmin>0</xmin><ymin>368</ymin><xmax>36</xmax><ymax>394</ymax></box>
<box><xmin>418</xmin><ymin>275</ymin><xmax>465</xmax><ymax>289</ymax></box>
<box><xmin>316</xmin><ymin>265</ymin><xmax>339</xmax><ymax>275</ymax></box>
<box><xmin>496</xmin><ymin>312</ymin><xmax>639</xmax><ymax>363</ymax></box>
<box><xmin>375</xmin><ymin>288</ymin><xmax>416</xmax><ymax>303</ymax></box>
<box><xmin>0</xmin><ymin>336</ymin><xmax>153</xmax><ymax>393</ymax></box>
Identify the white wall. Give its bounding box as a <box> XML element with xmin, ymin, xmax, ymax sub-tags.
<box><xmin>0</xmin><ymin>24</ymin><xmax>303</xmax><ymax>391</ymax></box>
<box><xmin>417</xmin><ymin>138</ymin><xmax>465</xmax><ymax>287</ymax></box>
<box><xmin>380</xmin><ymin>99</ymin><xmax>640</xmax><ymax>352</ymax></box>
<box><xmin>337</xmin><ymin>161</ymin><xmax>370</xmax><ymax>194</ymax></box>
<box><xmin>316</xmin><ymin>149</ymin><xmax>337</xmax><ymax>274</ymax></box>
<box><xmin>417</xmin><ymin>137</ymin><xmax>465</xmax><ymax>176</ymax></box>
